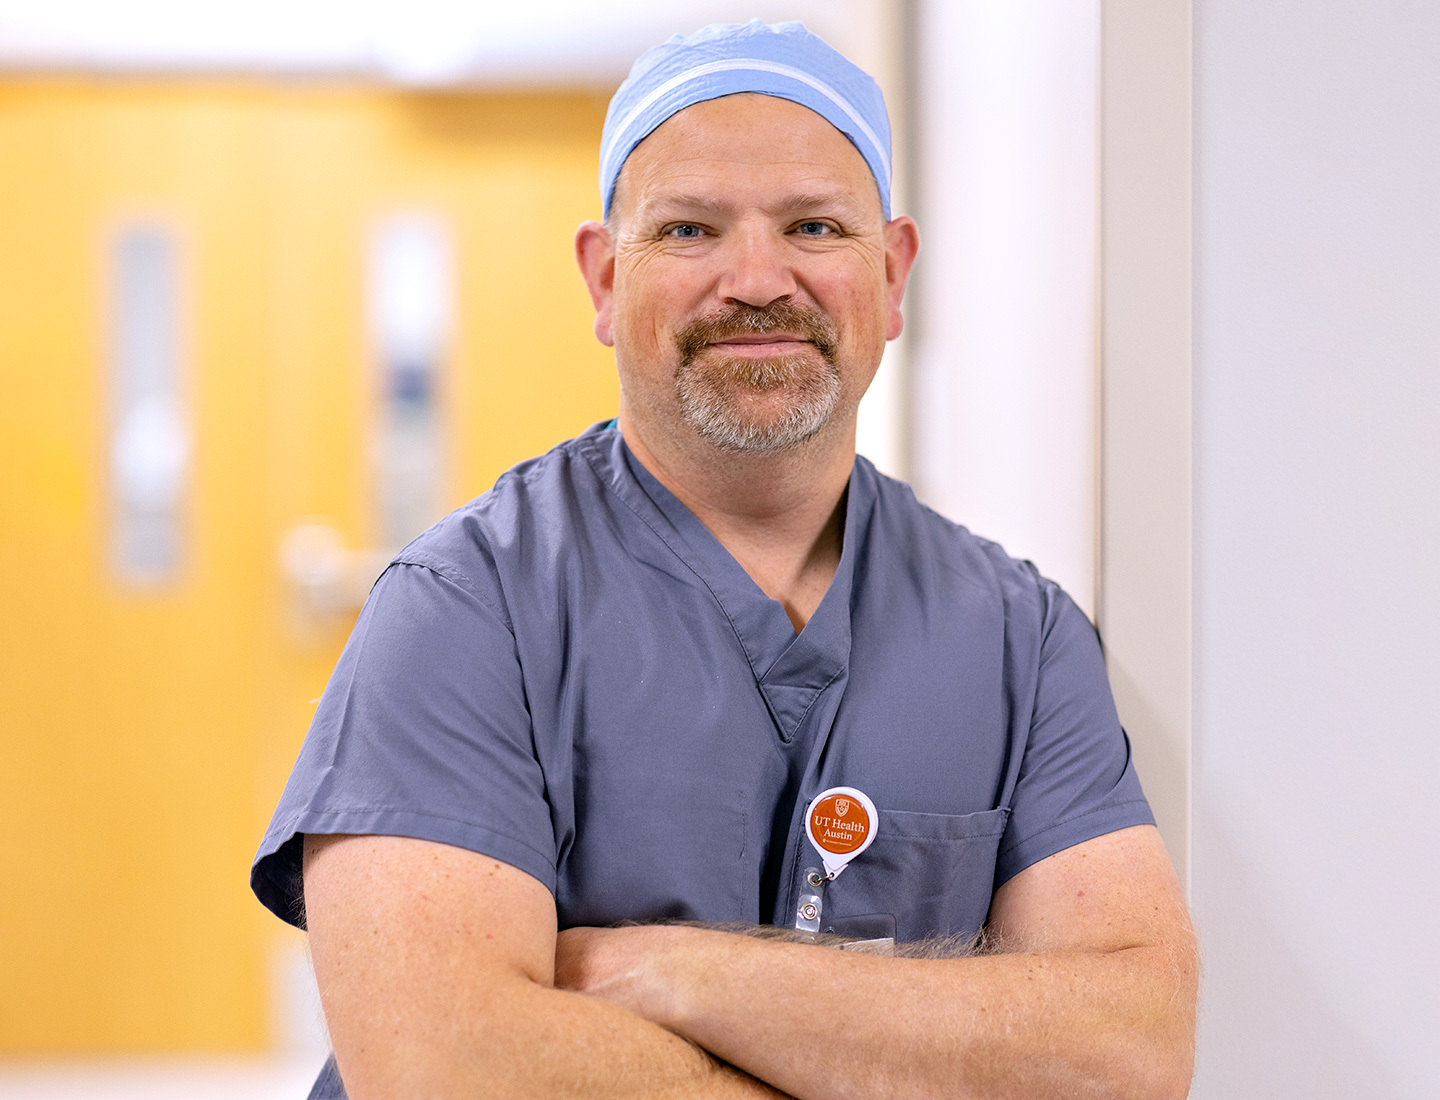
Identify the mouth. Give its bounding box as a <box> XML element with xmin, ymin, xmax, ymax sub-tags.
<box><xmin>705</xmin><ymin>334</ymin><xmax>813</xmax><ymax>357</ymax></box>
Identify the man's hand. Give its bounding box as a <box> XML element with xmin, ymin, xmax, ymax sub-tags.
<box><xmin>557</xmin><ymin>825</ymin><xmax>1197</xmax><ymax>1100</ymax></box>
<box><xmin>554</xmin><ymin>924</ymin><xmax>677</xmax><ymax>1020</ymax></box>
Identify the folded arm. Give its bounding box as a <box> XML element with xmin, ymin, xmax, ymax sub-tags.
<box><xmin>557</xmin><ymin>824</ymin><xmax>1198</xmax><ymax>1100</ymax></box>
<box><xmin>302</xmin><ymin>833</ymin><xmax>789</xmax><ymax>1100</ymax></box>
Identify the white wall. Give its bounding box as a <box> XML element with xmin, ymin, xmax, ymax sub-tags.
<box><xmin>1191</xmin><ymin>1</ymin><xmax>1440</xmax><ymax>1095</ymax></box>
<box><xmin>0</xmin><ymin>1</ymin><xmax>885</xmax><ymax>84</ymax></box>
<box><xmin>910</xmin><ymin>0</ymin><xmax>1100</xmax><ymax>616</ymax></box>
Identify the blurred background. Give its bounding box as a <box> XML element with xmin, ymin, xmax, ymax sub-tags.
<box><xmin>1</xmin><ymin>1</ymin><xmax>1436</xmax><ymax>1097</ymax></box>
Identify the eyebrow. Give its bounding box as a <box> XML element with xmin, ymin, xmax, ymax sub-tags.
<box><xmin>643</xmin><ymin>194</ymin><xmax>734</xmax><ymax>219</ymax></box>
<box><xmin>769</xmin><ymin>191</ymin><xmax>867</xmax><ymax>218</ymax></box>
<box><xmin>642</xmin><ymin>189</ymin><xmax>868</xmax><ymax>222</ymax></box>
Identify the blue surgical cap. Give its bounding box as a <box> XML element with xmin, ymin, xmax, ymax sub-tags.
<box><xmin>599</xmin><ymin>19</ymin><xmax>892</xmax><ymax>219</ymax></box>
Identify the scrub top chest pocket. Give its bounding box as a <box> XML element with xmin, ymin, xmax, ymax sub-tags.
<box><xmin>819</xmin><ymin>806</ymin><xmax>1011</xmax><ymax>943</ymax></box>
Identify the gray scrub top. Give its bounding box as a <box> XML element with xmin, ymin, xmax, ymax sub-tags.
<box><xmin>253</xmin><ymin>421</ymin><xmax>1152</xmax><ymax>946</ymax></box>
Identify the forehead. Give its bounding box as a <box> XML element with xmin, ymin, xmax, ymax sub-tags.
<box><xmin>613</xmin><ymin>93</ymin><xmax>881</xmax><ymax>219</ymax></box>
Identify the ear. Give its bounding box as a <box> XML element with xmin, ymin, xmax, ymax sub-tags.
<box><xmin>574</xmin><ymin>220</ymin><xmax>617</xmax><ymax>347</ymax></box>
<box><xmin>881</xmin><ymin>215</ymin><xmax>921</xmax><ymax>341</ymax></box>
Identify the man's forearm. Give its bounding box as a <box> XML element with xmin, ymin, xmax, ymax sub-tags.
<box><xmin>319</xmin><ymin>932</ymin><xmax>795</xmax><ymax>1100</ymax></box>
<box><xmin>666</xmin><ymin>930</ymin><xmax>1190</xmax><ymax>1100</ymax></box>
<box><xmin>557</xmin><ymin>925</ymin><xmax>1196</xmax><ymax>1100</ymax></box>
<box><xmin>303</xmin><ymin>835</ymin><xmax>791</xmax><ymax>1100</ymax></box>
<box><xmin>328</xmin><ymin>970</ymin><xmax>790</xmax><ymax>1100</ymax></box>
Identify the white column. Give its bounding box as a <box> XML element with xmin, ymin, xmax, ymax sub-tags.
<box><xmin>909</xmin><ymin>0</ymin><xmax>1099</xmax><ymax>617</ymax></box>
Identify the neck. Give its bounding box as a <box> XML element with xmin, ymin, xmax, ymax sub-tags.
<box><xmin>618</xmin><ymin>408</ymin><xmax>854</xmax><ymax>632</ymax></box>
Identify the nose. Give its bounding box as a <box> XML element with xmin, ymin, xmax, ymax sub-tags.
<box><xmin>715</xmin><ymin>225</ymin><xmax>799</xmax><ymax>307</ymax></box>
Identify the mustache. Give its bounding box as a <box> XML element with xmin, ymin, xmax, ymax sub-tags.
<box><xmin>675</xmin><ymin>301</ymin><xmax>839</xmax><ymax>365</ymax></box>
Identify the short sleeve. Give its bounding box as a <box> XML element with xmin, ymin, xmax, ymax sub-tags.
<box><xmin>994</xmin><ymin>583</ymin><xmax>1155</xmax><ymax>886</ymax></box>
<box><xmin>250</xmin><ymin>562</ymin><xmax>556</xmax><ymax>927</ymax></box>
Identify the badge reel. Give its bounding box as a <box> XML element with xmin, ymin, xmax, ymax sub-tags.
<box><xmin>795</xmin><ymin>786</ymin><xmax>878</xmax><ymax>935</ymax></box>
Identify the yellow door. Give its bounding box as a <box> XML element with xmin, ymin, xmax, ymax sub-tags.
<box><xmin>0</xmin><ymin>78</ymin><xmax>616</xmax><ymax>1052</ymax></box>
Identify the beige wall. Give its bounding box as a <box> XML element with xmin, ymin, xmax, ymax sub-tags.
<box><xmin>1097</xmin><ymin>0</ymin><xmax>1193</xmax><ymax>888</ymax></box>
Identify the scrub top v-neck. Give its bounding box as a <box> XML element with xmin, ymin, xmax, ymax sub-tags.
<box><xmin>254</xmin><ymin>420</ymin><xmax>1152</xmax><ymax>944</ymax></box>
<box><xmin>607</xmin><ymin>432</ymin><xmax>858</xmax><ymax>921</ymax></box>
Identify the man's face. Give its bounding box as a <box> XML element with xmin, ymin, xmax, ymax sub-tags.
<box><xmin>582</xmin><ymin>93</ymin><xmax>914</xmax><ymax>457</ymax></box>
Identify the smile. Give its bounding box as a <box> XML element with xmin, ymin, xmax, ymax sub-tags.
<box><xmin>706</xmin><ymin>336</ymin><xmax>813</xmax><ymax>356</ymax></box>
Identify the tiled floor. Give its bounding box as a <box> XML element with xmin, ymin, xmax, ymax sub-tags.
<box><xmin>0</xmin><ymin>1058</ymin><xmax>326</xmax><ymax>1099</ymax></box>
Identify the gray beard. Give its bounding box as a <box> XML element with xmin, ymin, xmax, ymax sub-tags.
<box><xmin>674</xmin><ymin>348</ymin><xmax>842</xmax><ymax>454</ymax></box>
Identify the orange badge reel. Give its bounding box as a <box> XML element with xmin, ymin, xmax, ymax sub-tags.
<box><xmin>796</xmin><ymin>786</ymin><xmax>878</xmax><ymax>933</ymax></box>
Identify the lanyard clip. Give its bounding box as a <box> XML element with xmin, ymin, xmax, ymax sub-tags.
<box><xmin>795</xmin><ymin>866</ymin><xmax>828</xmax><ymax>934</ymax></box>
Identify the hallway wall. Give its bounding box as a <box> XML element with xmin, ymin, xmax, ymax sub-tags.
<box><xmin>1190</xmin><ymin>2</ymin><xmax>1440</xmax><ymax>1095</ymax></box>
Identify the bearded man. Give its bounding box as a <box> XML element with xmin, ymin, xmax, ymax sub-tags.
<box><xmin>253</xmin><ymin>20</ymin><xmax>1197</xmax><ymax>1100</ymax></box>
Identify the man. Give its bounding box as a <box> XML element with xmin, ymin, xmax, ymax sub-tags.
<box><xmin>253</xmin><ymin>20</ymin><xmax>1197</xmax><ymax>1100</ymax></box>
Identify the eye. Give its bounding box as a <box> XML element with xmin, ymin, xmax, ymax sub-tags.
<box><xmin>666</xmin><ymin>224</ymin><xmax>705</xmax><ymax>239</ymax></box>
<box><xmin>795</xmin><ymin>221</ymin><xmax>834</xmax><ymax>236</ymax></box>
